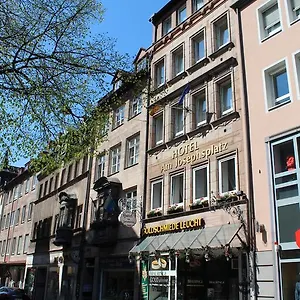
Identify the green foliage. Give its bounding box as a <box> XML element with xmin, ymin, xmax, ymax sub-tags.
<box><xmin>0</xmin><ymin>0</ymin><xmax>133</xmax><ymax>169</ymax></box>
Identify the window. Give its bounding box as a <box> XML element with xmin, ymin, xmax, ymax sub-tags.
<box><xmin>110</xmin><ymin>145</ymin><xmax>121</xmax><ymax>174</ymax></box>
<box><xmin>49</xmin><ymin>177</ymin><xmax>53</xmax><ymax>193</ymax></box>
<box><xmin>15</xmin><ymin>208</ymin><xmax>20</xmax><ymax>226</ymax></box>
<box><xmin>295</xmin><ymin>52</ymin><xmax>300</xmax><ymax>97</ymax></box>
<box><xmin>162</xmin><ymin>16</ymin><xmax>172</xmax><ymax>36</ymax></box>
<box><xmin>32</xmin><ymin>175</ymin><xmax>37</xmax><ymax>190</ymax></box>
<box><xmin>54</xmin><ymin>173</ymin><xmax>59</xmax><ymax>190</ymax></box>
<box><xmin>214</xmin><ymin>16</ymin><xmax>229</xmax><ymax>50</ymax></box>
<box><xmin>172</xmin><ymin>104</ymin><xmax>184</xmax><ymax>137</ymax></box>
<box><xmin>153</xmin><ymin>113</ymin><xmax>164</xmax><ymax>146</ymax></box>
<box><xmin>191</xmin><ymin>31</ymin><xmax>205</xmax><ymax>65</ymax></box>
<box><xmin>193</xmin><ymin>0</ymin><xmax>204</xmax><ymax>12</ymax></box>
<box><xmin>137</xmin><ymin>57</ymin><xmax>147</xmax><ymax>72</ymax></box>
<box><xmin>17</xmin><ymin>236</ymin><xmax>23</xmax><ymax>255</ymax></box>
<box><xmin>5</xmin><ymin>213</ymin><xmax>10</xmax><ymax>229</ymax></box>
<box><xmin>13</xmin><ymin>187</ymin><xmax>18</xmax><ymax>200</ymax></box>
<box><xmin>18</xmin><ymin>183</ymin><xmax>23</xmax><ymax>198</ymax></box>
<box><xmin>171</xmin><ymin>173</ymin><xmax>184</xmax><ymax>204</ymax></box>
<box><xmin>258</xmin><ymin>1</ymin><xmax>281</xmax><ymax>40</ymax></box>
<box><xmin>74</xmin><ymin>160</ymin><xmax>80</xmax><ymax>178</ymax></box>
<box><xmin>27</xmin><ymin>203</ymin><xmax>33</xmax><ymax>221</ymax></box>
<box><xmin>11</xmin><ymin>237</ymin><xmax>16</xmax><ymax>255</ymax></box>
<box><xmin>127</xmin><ymin>135</ymin><xmax>140</xmax><ymax>167</ymax></box>
<box><xmin>177</xmin><ymin>4</ymin><xmax>187</xmax><ymax>24</ymax></box>
<box><xmin>97</xmin><ymin>154</ymin><xmax>106</xmax><ymax>179</ymax></box>
<box><xmin>38</xmin><ymin>183</ymin><xmax>43</xmax><ymax>198</ymax></box>
<box><xmin>1</xmin><ymin>215</ymin><xmax>5</xmax><ymax>230</ymax></box>
<box><xmin>193</xmin><ymin>90</ymin><xmax>206</xmax><ymax>126</ymax></box>
<box><xmin>264</xmin><ymin>60</ymin><xmax>290</xmax><ymax>109</ymax></box>
<box><xmin>21</xmin><ymin>205</ymin><xmax>26</xmax><ymax>223</ymax></box>
<box><xmin>75</xmin><ymin>205</ymin><xmax>83</xmax><ymax>228</ymax></box>
<box><xmin>114</xmin><ymin>79</ymin><xmax>122</xmax><ymax>91</ymax></box>
<box><xmin>219</xmin><ymin>156</ymin><xmax>237</xmax><ymax>194</ymax></box>
<box><xmin>6</xmin><ymin>239</ymin><xmax>10</xmax><ymax>255</ymax></box>
<box><xmin>82</xmin><ymin>155</ymin><xmax>88</xmax><ymax>173</ymax></box>
<box><xmin>60</xmin><ymin>169</ymin><xmax>66</xmax><ymax>186</ymax></box>
<box><xmin>218</xmin><ymin>77</ymin><xmax>233</xmax><ymax>115</ymax></box>
<box><xmin>23</xmin><ymin>234</ymin><xmax>29</xmax><ymax>254</ymax></box>
<box><xmin>287</xmin><ymin>0</ymin><xmax>300</xmax><ymax>22</ymax></box>
<box><xmin>154</xmin><ymin>59</ymin><xmax>165</xmax><ymax>88</ymax></box>
<box><xmin>53</xmin><ymin>214</ymin><xmax>59</xmax><ymax>235</ymax></box>
<box><xmin>113</xmin><ymin>105</ymin><xmax>125</xmax><ymax>128</ymax></box>
<box><xmin>193</xmin><ymin>165</ymin><xmax>209</xmax><ymax>201</ymax></box>
<box><xmin>1</xmin><ymin>240</ymin><xmax>6</xmax><ymax>256</ymax></box>
<box><xmin>129</xmin><ymin>95</ymin><xmax>142</xmax><ymax>118</ymax></box>
<box><xmin>9</xmin><ymin>211</ymin><xmax>14</xmax><ymax>227</ymax></box>
<box><xmin>172</xmin><ymin>46</ymin><xmax>184</xmax><ymax>77</ymax></box>
<box><xmin>43</xmin><ymin>181</ymin><xmax>48</xmax><ymax>196</ymax></box>
<box><xmin>67</xmin><ymin>164</ymin><xmax>73</xmax><ymax>182</ymax></box>
<box><xmin>125</xmin><ymin>190</ymin><xmax>137</xmax><ymax>211</ymax></box>
<box><xmin>151</xmin><ymin>179</ymin><xmax>163</xmax><ymax>209</ymax></box>
<box><xmin>0</xmin><ymin>242</ymin><xmax>2</xmax><ymax>256</ymax></box>
<box><xmin>25</xmin><ymin>178</ymin><xmax>30</xmax><ymax>194</ymax></box>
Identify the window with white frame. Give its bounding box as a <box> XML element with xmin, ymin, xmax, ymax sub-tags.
<box><xmin>97</xmin><ymin>154</ymin><xmax>106</xmax><ymax>179</ymax></box>
<box><xmin>294</xmin><ymin>52</ymin><xmax>300</xmax><ymax>96</ymax></box>
<box><xmin>258</xmin><ymin>1</ymin><xmax>281</xmax><ymax>40</ymax></box>
<box><xmin>127</xmin><ymin>135</ymin><xmax>140</xmax><ymax>167</ymax></box>
<box><xmin>155</xmin><ymin>59</ymin><xmax>165</xmax><ymax>88</ymax></box>
<box><xmin>172</xmin><ymin>104</ymin><xmax>184</xmax><ymax>137</ymax></box>
<box><xmin>191</xmin><ymin>31</ymin><xmax>205</xmax><ymax>65</ymax></box>
<box><xmin>130</xmin><ymin>95</ymin><xmax>142</xmax><ymax>118</ymax></box>
<box><xmin>110</xmin><ymin>145</ymin><xmax>121</xmax><ymax>174</ymax></box>
<box><xmin>151</xmin><ymin>179</ymin><xmax>163</xmax><ymax>209</ymax></box>
<box><xmin>162</xmin><ymin>16</ymin><xmax>172</xmax><ymax>36</ymax></box>
<box><xmin>171</xmin><ymin>173</ymin><xmax>184</xmax><ymax>204</ymax></box>
<box><xmin>153</xmin><ymin>113</ymin><xmax>163</xmax><ymax>146</ymax></box>
<box><xmin>193</xmin><ymin>90</ymin><xmax>206</xmax><ymax>126</ymax></box>
<box><xmin>193</xmin><ymin>0</ymin><xmax>204</xmax><ymax>12</ymax></box>
<box><xmin>125</xmin><ymin>189</ymin><xmax>137</xmax><ymax>211</ymax></box>
<box><xmin>218</xmin><ymin>77</ymin><xmax>233</xmax><ymax>115</ymax></box>
<box><xmin>177</xmin><ymin>4</ymin><xmax>187</xmax><ymax>24</ymax></box>
<box><xmin>172</xmin><ymin>46</ymin><xmax>184</xmax><ymax>77</ymax></box>
<box><xmin>264</xmin><ymin>60</ymin><xmax>290</xmax><ymax>109</ymax></box>
<box><xmin>219</xmin><ymin>156</ymin><xmax>237</xmax><ymax>194</ymax></box>
<box><xmin>287</xmin><ymin>0</ymin><xmax>300</xmax><ymax>22</ymax></box>
<box><xmin>193</xmin><ymin>165</ymin><xmax>208</xmax><ymax>201</ymax></box>
<box><xmin>113</xmin><ymin>105</ymin><xmax>125</xmax><ymax>128</ymax></box>
<box><xmin>214</xmin><ymin>15</ymin><xmax>229</xmax><ymax>50</ymax></box>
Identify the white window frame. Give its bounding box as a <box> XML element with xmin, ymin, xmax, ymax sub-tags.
<box><xmin>286</xmin><ymin>0</ymin><xmax>300</xmax><ymax>23</ymax></box>
<box><xmin>263</xmin><ymin>58</ymin><xmax>291</xmax><ymax>111</ymax></box>
<box><xmin>162</xmin><ymin>16</ymin><xmax>172</xmax><ymax>36</ymax></box>
<box><xmin>170</xmin><ymin>173</ymin><xmax>184</xmax><ymax>205</ymax></box>
<box><xmin>125</xmin><ymin>189</ymin><xmax>137</xmax><ymax>211</ymax></box>
<box><xmin>150</xmin><ymin>179</ymin><xmax>163</xmax><ymax>210</ymax></box>
<box><xmin>153</xmin><ymin>113</ymin><xmax>164</xmax><ymax>146</ymax></box>
<box><xmin>127</xmin><ymin>135</ymin><xmax>140</xmax><ymax>167</ymax></box>
<box><xmin>218</xmin><ymin>155</ymin><xmax>238</xmax><ymax>194</ymax></box>
<box><xmin>110</xmin><ymin>145</ymin><xmax>121</xmax><ymax>174</ymax></box>
<box><xmin>154</xmin><ymin>59</ymin><xmax>165</xmax><ymax>88</ymax></box>
<box><xmin>257</xmin><ymin>0</ymin><xmax>282</xmax><ymax>41</ymax></box>
<box><xmin>193</xmin><ymin>0</ymin><xmax>204</xmax><ymax>12</ymax></box>
<box><xmin>177</xmin><ymin>4</ymin><xmax>187</xmax><ymax>25</ymax></box>
<box><xmin>193</xmin><ymin>89</ymin><xmax>207</xmax><ymax>127</ymax></box>
<box><xmin>213</xmin><ymin>15</ymin><xmax>230</xmax><ymax>51</ymax></box>
<box><xmin>191</xmin><ymin>30</ymin><xmax>206</xmax><ymax>65</ymax></box>
<box><xmin>293</xmin><ymin>51</ymin><xmax>300</xmax><ymax>100</ymax></box>
<box><xmin>217</xmin><ymin>75</ymin><xmax>233</xmax><ymax>116</ymax></box>
<box><xmin>193</xmin><ymin>165</ymin><xmax>209</xmax><ymax>202</ymax></box>
<box><xmin>172</xmin><ymin>45</ymin><xmax>184</xmax><ymax>77</ymax></box>
<box><xmin>113</xmin><ymin>105</ymin><xmax>125</xmax><ymax>128</ymax></box>
<box><xmin>97</xmin><ymin>153</ymin><xmax>106</xmax><ymax>179</ymax></box>
<box><xmin>130</xmin><ymin>95</ymin><xmax>142</xmax><ymax>118</ymax></box>
<box><xmin>172</xmin><ymin>103</ymin><xmax>184</xmax><ymax>137</ymax></box>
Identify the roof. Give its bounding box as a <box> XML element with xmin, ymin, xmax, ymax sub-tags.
<box><xmin>150</xmin><ymin>0</ymin><xmax>182</xmax><ymax>24</ymax></box>
<box><xmin>231</xmin><ymin>0</ymin><xmax>255</xmax><ymax>10</ymax></box>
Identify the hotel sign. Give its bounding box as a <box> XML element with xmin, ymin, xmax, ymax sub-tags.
<box><xmin>161</xmin><ymin>141</ymin><xmax>228</xmax><ymax>173</ymax></box>
<box><xmin>143</xmin><ymin>217</ymin><xmax>204</xmax><ymax>236</ymax></box>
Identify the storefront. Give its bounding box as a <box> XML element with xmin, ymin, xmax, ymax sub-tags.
<box><xmin>130</xmin><ymin>217</ymin><xmax>248</xmax><ymax>300</ymax></box>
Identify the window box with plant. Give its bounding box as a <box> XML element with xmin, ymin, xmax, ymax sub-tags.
<box><xmin>190</xmin><ymin>198</ymin><xmax>209</xmax><ymax>209</ymax></box>
<box><xmin>147</xmin><ymin>208</ymin><xmax>162</xmax><ymax>218</ymax></box>
<box><xmin>215</xmin><ymin>191</ymin><xmax>238</xmax><ymax>203</ymax></box>
<box><xmin>167</xmin><ymin>203</ymin><xmax>184</xmax><ymax>214</ymax></box>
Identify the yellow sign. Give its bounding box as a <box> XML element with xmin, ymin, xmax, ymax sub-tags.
<box><xmin>143</xmin><ymin>218</ymin><xmax>204</xmax><ymax>236</ymax></box>
<box><xmin>161</xmin><ymin>141</ymin><xmax>228</xmax><ymax>173</ymax></box>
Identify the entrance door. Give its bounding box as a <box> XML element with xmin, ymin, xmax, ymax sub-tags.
<box><xmin>33</xmin><ymin>268</ymin><xmax>47</xmax><ymax>300</ymax></box>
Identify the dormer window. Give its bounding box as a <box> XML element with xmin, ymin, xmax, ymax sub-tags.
<box><xmin>114</xmin><ymin>80</ymin><xmax>122</xmax><ymax>91</ymax></box>
<box><xmin>177</xmin><ymin>5</ymin><xmax>187</xmax><ymax>25</ymax></box>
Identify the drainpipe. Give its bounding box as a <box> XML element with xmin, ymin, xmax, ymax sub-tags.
<box><xmin>234</xmin><ymin>7</ymin><xmax>258</xmax><ymax>300</ymax></box>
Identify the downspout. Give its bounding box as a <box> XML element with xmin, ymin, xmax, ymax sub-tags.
<box><xmin>235</xmin><ymin>7</ymin><xmax>258</xmax><ymax>300</ymax></box>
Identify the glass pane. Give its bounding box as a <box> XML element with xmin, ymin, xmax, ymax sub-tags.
<box><xmin>155</xmin><ymin>115</ymin><xmax>163</xmax><ymax>144</ymax></box>
<box><xmin>276</xmin><ymin>185</ymin><xmax>298</xmax><ymax>200</ymax></box>
<box><xmin>273</xmin><ymin>140</ymin><xmax>295</xmax><ymax>174</ymax></box>
<box><xmin>281</xmin><ymin>262</ymin><xmax>300</xmax><ymax>300</ymax></box>
<box><xmin>171</xmin><ymin>174</ymin><xmax>184</xmax><ymax>204</ymax></box>
<box><xmin>194</xmin><ymin>167</ymin><xmax>208</xmax><ymax>200</ymax></box>
<box><xmin>162</xmin><ymin>17</ymin><xmax>171</xmax><ymax>36</ymax></box>
<box><xmin>278</xmin><ymin>204</ymin><xmax>300</xmax><ymax>243</ymax></box>
<box><xmin>173</xmin><ymin>106</ymin><xmax>184</xmax><ymax>136</ymax></box>
<box><xmin>195</xmin><ymin>93</ymin><xmax>206</xmax><ymax>125</ymax></box>
<box><xmin>275</xmin><ymin>173</ymin><xmax>297</xmax><ymax>184</ymax></box>
<box><xmin>220</xmin><ymin>82</ymin><xmax>232</xmax><ymax>113</ymax></box>
<box><xmin>274</xmin><ymin>70</ymin><xmax>289</xmax><ymax>99</ymax></box>
<box><xmin>193</xmin><ymin>35</ymin><xmax>205</xmax><ymax>63</ymax></box>
<box><xmin>221</xmin><ymin>158</ymin><xmax>236</xmax><ymax>193</ymax></box>
<box><xmin>263</xmin><ymin>4</ymin><xmax>279</xmax><ymax>27</ymax></box>
<box><xmin>153</xmin><ymin>182</ymin><xmax>162</xmax><ymax>209</ymax></box>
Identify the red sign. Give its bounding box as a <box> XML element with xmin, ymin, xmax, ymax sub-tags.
<box><xmin>295</xmin><ymin>229</ymin><xmax>300</xmax><ymax>248</ymax></box>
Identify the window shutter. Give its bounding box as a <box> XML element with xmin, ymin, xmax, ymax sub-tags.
<box><xmin>263</xmin><ymin>4</ymin><xmax>280</xmax><ymax>27</ymax></box>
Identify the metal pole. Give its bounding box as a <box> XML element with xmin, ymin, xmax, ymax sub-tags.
<box><xmin>76</xmin><ymin>149</ymin><xmax>94</xmax><ymax>300</ymax></box>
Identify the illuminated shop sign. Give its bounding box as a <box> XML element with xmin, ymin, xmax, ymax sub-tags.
<box><xmin>161</xmin><ymin>141</ymin><xmax>228</xmax><ymax>173</ymax></box>
<box><xmin>143</xmin><ymin>217</ymin><xmax>204</xmax><ymax>236</ymax></box>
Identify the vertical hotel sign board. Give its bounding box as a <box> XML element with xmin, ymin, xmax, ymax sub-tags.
<box><xmin>141</xmin><ymin>260</ymin><xmax>149</xmax><ymax>300</ymax></box>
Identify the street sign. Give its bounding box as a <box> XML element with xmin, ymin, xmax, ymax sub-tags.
<box><xmin>118</xmin><ymin>210</ymin><xmax>137</xmax><ymax>227</ymax></box>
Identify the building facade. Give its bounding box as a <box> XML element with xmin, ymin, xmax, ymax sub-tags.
<box><xmin>130</xmin><ymin>0</ymin><xmax>253</xmax><ymax>299</ymax></box>
<box><xmin>232</xmin><ymin>0</ymin><xmax>300</xmax><ymax>298</ymax></box>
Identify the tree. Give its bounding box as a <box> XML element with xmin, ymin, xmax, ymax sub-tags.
<box><xmin>0</xmin><ymin>0</ymin><xmax>131</xmax><ymax>169</ymax></box>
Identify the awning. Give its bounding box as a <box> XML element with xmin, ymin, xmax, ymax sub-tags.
<box><xmin>129</xmin><ymin>223</ymin><xmax>246</xmax><ymax>255</ymax></box>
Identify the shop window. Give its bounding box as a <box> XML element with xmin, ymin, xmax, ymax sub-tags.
<box><xmin>129</xmin><ymin>95</ymin><xmax>142</xmax><ymax>118</ymax></box>
<box><xmin>154</xmin><ymin>59</ymin><xmax>165</xmax><ymax>88</ymax></box>
<box><xmin>153</xmin><ymin>113</ymin><xmax>164</xmax><ymax>146</ymax></box>
<box><xmin>15</xmin><ymin>208</ymin><xmax>20</xmax><ymax>226</ymax></box>
<box><xmin>151</xmin><ymin>179</ymin><xmax>163</xmax><ymax>209</ymax></box>
<box><xmin>162</xmin><ymin>16</ymin><xmax>172</xmax><ymax>36</ymax></box>
<box><xmin>258</xmin><ymin>0</ymin><xmax>281</xmax><ymax>40</ymax></box>
<box><xmin>126</xmin><ymin>135</ymin><xmax>140</xmax><ymax>167</ymax></box>
<box><xmin>172</xmin><ymin>46</ymin><xmax>184</xmax><ymax>77</ymax></box>
<box><xmin>219</xmin><ymin>156</ymin><xmax>237</xmax><ymax>194</ymax></box>
<box><xmin>23</xmin><ymin>234</ymin><xmax>29</xmax><ymax>254</ymax></box>
<box><xmin>264</xmin><ymin>60</ymin><xmax>290</xmax><ymax>109</ymax></box>
<box><xmin>193</xmin><ymin>0</ymin><xmax>204</xmax><ymax>12</ymax></box>
<box><xmin>191</xmin><ymin>31</ymin><xmax>205</xmax><ymax>65</ymax></box>
<box><xmin>193</xmin><ymin>90</ymin><xmax>206</xmax><ymax>127</ymax></box>
<box><xmin>213</xmin><ymin>15</ymin><xmax>229</xmax><ymax>51</ymax></box>
<box><xmin>172</xmin><ymin>104</ymin><xmax>184</xmax><ymax>138</ymax></box>
<box><xmin>97</xmin><ymin>153</ymin><xmax>106</xmax><ymax>179</ymax></box>
<box><xmin>109</xmin><ymin>145</ymin><xmax>121</xmax><ymax>174</ymax></box>
<box><xmin>193</xmin><ymin>165</ymin><xmax>208</xmax><ymax>201</ymax></box>
<box><xmin>177</xmin><ymin>4</ymin><xmax>187</xmax><ymax>24</ymax></box>
<box><xmin>281</xmin><ymin>262</ymin><xmax>300</xmax><ymax>299</ymax></box>
<box><xmin>113</xmin><ymin>105</ymin><xmax>125</xmax><ymax>128</ymax></box>
<box><xmin>171</xmin><ymin>173</ymin><xmax>184</xmax><ymax>204</ymax></box>
<box><xmin>218</xmin><ymin>77</ymin><xmax>233</xmax><ymax>116</ymax></box>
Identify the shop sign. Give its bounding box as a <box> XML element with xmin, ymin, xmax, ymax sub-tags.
<box><xmin>149</xmin><ymin>276</ymin><xmax>169</xmax><ymax>285</ymax></box>
<box><xmin>99</xmin><ymin>257</ymin><xmax>134</xmax><ymax>269</ymax></box>
<box><xmin>118</xmin><ymin>210</ymin><xmax>137</xmax><ymax>227</ymax></box>
<box><xmin>160</xmin><ymin>141</ymin><xmax>228</xmax><ymax>173</ymax></box>
<box><xmin>143</xmin><ymin>217</ymin><xmax>204</xmax><ymax>236</ymax></box>
<box><xmin>141</xmin><ymin>260</ymin><xmax>149</xmax><ymax>300</ymax></box>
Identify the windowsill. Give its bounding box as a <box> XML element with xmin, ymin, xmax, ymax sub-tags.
<box><xmin>128</xmin><ymin>111</ymin><xmax>142</xmax><ymax>121</ymax></box>
<box><xmin>111</xmin><ymin>123</ymin><xmax>124</xmax><ymax>132</ymax></box>
<box><xmin>152</xmin><ymin>83</ymin><xmax>168</xmax><ymax>95</ymax></box>
<box><xmin>268</xmin><ymin>99</ymin><xmax>291</xmax><ymax>111</ymax></box>
<box><xmin>186</xmin><ymin>58</ymin><xmax>209</xmax><ymax>74</ymax></box>
<box><xmin>209</xmin><ymin>42</ymin><xmax>235</xmax><ymax>60</ymax></box>
<box><xmin>289</xmin><ymin>15</ymin><xmax>300</xmax><ymax>26</ymax></box>
<box><xmin>107</xmin><ymin>170</ymin><xmax>120</xmax><ymax>177</ymax></box>
<box><xmin>261</xmin><ymin>28</ymin><xmax>282</xmax><ymax>43</ymax></box>
<box><xmin>124</xmin><ymin>162</ymin><xmax>139</xmax><ymax>170</ymax></box>
<box><xmin>167</xmin><ymin>71</ymin><xmax>187</xmax><ymax>85</ymax></box>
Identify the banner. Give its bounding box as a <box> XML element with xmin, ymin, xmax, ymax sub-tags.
<box><xmin>141</xmin><ymin>260</ymin><xmax>149</xmax><ymax>300</ymax></box>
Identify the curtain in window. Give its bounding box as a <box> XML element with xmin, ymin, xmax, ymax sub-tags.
<box><xmin>172</xmin><ymin>175</ymin><xmax>183</xmax><ymax>203</ymax></box>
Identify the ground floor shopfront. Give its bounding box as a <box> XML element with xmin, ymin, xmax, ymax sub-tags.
<box><xmin>0</xmin><ymin>263</ymin><xmax>25</xmax><ymax>288</ymax></box>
